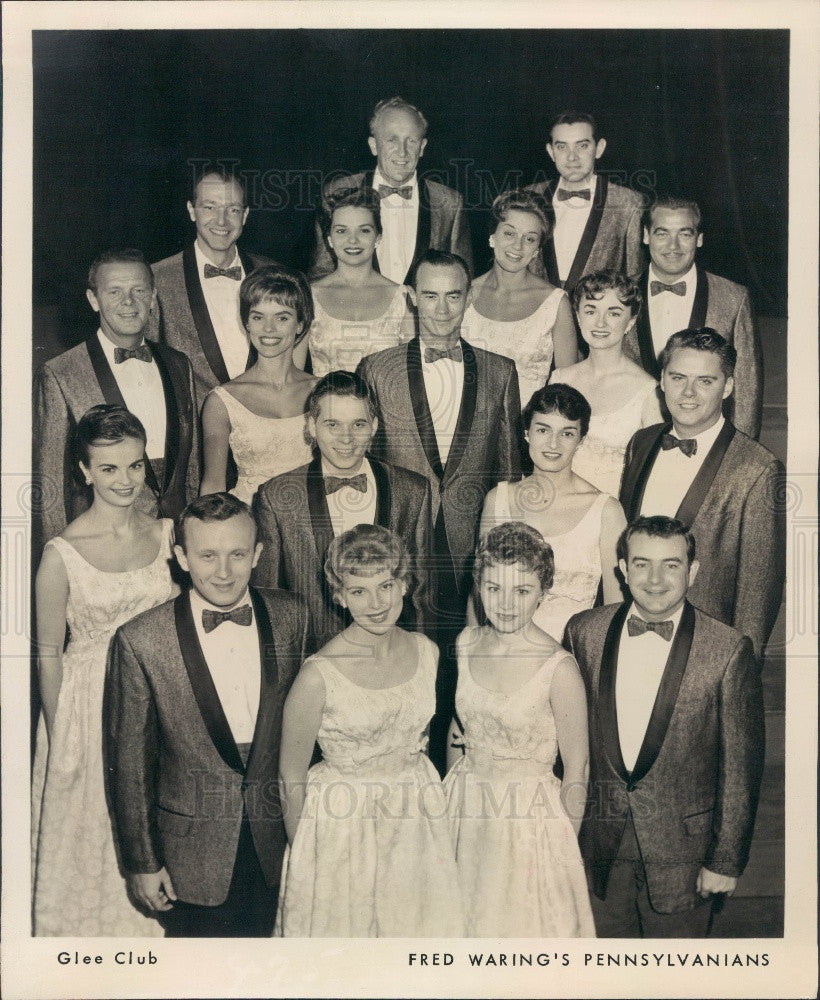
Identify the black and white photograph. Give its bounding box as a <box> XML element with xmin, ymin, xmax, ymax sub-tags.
<box><xmin>1</xmin><ymin>2</ymin><xmax>817</xmax><ymax>998</ymax></box>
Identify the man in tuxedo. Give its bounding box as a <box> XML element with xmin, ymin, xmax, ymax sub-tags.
<box><xmin>149</xmin><ymin>167</ymin><xmax>274</xmax><ymax>401</ymax></box>
<box><xmin>624</xmin><ymin>195</ymin><xmax>763</xmax><ymax>438</ymax></box>
<box><xmin>33</xmin><ymin>249</ymin><xmax>198</xmax><ymax>554</ymax></box>
<box><xmin>528</xmin><ymin>111</ymin><xmax>644</xmax><ymax>294</ymax></box>
<box><xmin>619</xmin><ymin>328</ymin><xmax>784</xmax><ymax>665</ymax></box>
<box><xmin>310</xmin><ymin>96</ymin><xmax>473</xmax><ymax>283</ymax></box>
<box><xmin>565</xmin><ymin>516</ymin><xmax>764</xmax><ymax>937</ymax></box>
<box><xmin>253</xmin><ymin>370</ymin><xmax>432</xmax><ymax>653</ymax></box>
<box><xmin>357</xmin><ymin>250</ymin><xmax>524</xmax><ymax>772</ymax></box>
<box><xmin>106</xmin><ymin>493</ymin><xmax>310</xmax><ymax>937</ymax></box>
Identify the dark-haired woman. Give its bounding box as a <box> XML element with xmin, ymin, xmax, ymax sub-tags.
<box><xmin>479</xmin><ymin>384</ymin><xmax>625</xmax><ymax>642</ymax></box>
<box><xmin>294</xmin><ymin>187</ymin><xmax>413</xmax><ymax>377</ymax></box>
<box><xmin>31</xmin><ymin>405</ymin><xmax>176</xmax><ymax>936</ymax></box>
<box><xmin>462</xmin><ymin>189</ymin><xmax>578</xmax><ymax>404</ymax></box>
<box><xmin>200</xmin><ymin>266</ymin><xmax>316</xmax><ymax>504</ymax></box>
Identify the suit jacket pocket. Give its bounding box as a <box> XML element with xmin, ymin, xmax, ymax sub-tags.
<box><xmin>157</xmin><ymin>804</ymin><xmax>194</xmax><ymax>837</ymax></box>
<box><xmin>683</xmin><ymin>808</ymin><xmax>713</xmax><ymax>837</ymax></box>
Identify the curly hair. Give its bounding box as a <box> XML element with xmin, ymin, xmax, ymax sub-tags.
<box><xmin>324</xmin><ymin>524</ymin><xmax>411</xmax><ymax>603</ymax></box>
<box><xmin>474</xmin><ymin>521</ymin><xmax>554</xmax><ymax>592</ymax></box>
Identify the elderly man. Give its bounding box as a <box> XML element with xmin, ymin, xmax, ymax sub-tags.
<box><xmin>310</xmin><ymin>96</ymin><xmax>473</xmax><ymax>283</ymax></box>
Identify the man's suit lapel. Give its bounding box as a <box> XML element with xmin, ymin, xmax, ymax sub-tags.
<box><xmin>635</xmin><ymin>271</ymin><xmax>660</xmax><ymax>376</ymax></box>
<box><xmin>563</xmin><ymin>174</ymin><xmax>609</xmax><ymax>293</ymax></box>
<box><xmin>182</xmin><ymin>243</ymin><xmax>231</xmax><ymax>385</ymax></box>
<box><xmin>442</xmin><ymin>338</ymin><xmax>477</xmax><ymax>483</ymax></box>
<box><xmin>237</xmin><ymin>249</ymin><xmax>259</xmax><ymax>371</ymax></box>
<box><xmin>406</xmin><ymin>180</ymin><xmax>433</xmax><ymax>284</ymax></box>
<box><xmin>174</xmin><ymin>591</ymin><xmax>245</xmax><ymax>775</ymax></box>
<box><xmin>629</xmin><ymin>601</ymin><xmax>696</xmax><ymax>785</ymax></box>
<box><xmin>407</xmin><ymin>338</ymin><xmax>445</xmax><ymax>480</ymax></box>
<box><xmin>147</xmin><ymin>342</ymin><xmax>180</xmax><ymax>491</ymax></box>
<box><xmin>674</xmin><ymin>420</ymin><xmax>736</xmax><ymax>528</ymax></box>
<box><xmin>687</xmin><ymin>266</ymin><xmax>709</xmax><ymax>330</ymax></box>
<box><xmin>84</xmin><ymin>335</ymin><xmax>161</xmax><ymax>497</ymax></box>
<box><xmin>598</xmin><ymin>602</ymin><xmax>630</xmax><ymax>782</ymax></box>
<box><xmin>305</xmin><ymin>453</ymin><xmax>336</xmax><ymax>563</ymax></box>
<box><xmin>370</xmin><ymin>456</ymin><xmax>392</xmax><ymax>527</ymax></box>
<box><xmin>620</xmin><ymin>425</ymin><xmax>668</xmax><ymax>521</ymax></box>
<box><xmin>244</xmin><ymin>588</ymin><xmax>280</xmax><ymax>784</ymax></box>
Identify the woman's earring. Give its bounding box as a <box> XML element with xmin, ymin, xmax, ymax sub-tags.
<box><xmin>489</xmin><ymin>237</ymin><xmax>495</xmax><ymax>248</ymax></box>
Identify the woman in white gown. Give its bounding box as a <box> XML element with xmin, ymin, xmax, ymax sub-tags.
<box><xmin>462</xmin><ymin>189</ymin><xmax>578</xmax><ymax>405</ymax></box>
<box><xmin>478</xmin><ymin>383</ymin><xmax>626</xmax><ymax>642</ymax></box>
<box><xmin>444</xmin><ymin>522</ymin><xmax>594</xmax><ymax>936</ymax></box>
<box><xmin>200</xmin><ymin>266</ymin><xmax>316</xmax><ymax>504</ymax></box>
<box><xmin>294</xmin><ymin>187</ymin><xmax>414</xmax><ymax>377</ymax></box>
<box><xmin>32</xmin><ymin>405</ymin><xmax>177</xmax><ymax>936</ymax></box>
<box><xmin>276</xmin><ymin>525</ymin><xmax>463</xmax><ymax>937</ymax></box>
<box><xmin>551</xmin><ymin>270</ymin><xmax>664</xmax><ymax>496</ymax></box>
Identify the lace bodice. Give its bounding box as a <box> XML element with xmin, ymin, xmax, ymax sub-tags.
<box><xmin>308</xmin><ymin>284</ymin><xmax>412</xmax><ymax>377</ymax></box>
<box><xmin>461</xmin><ymin>287</ymin><xmax>566</xmax><ymax>406</ymax></box>
<box><xmin>310</xmin><ymin>633</ymin><xmax>437</xmax><ymax>774</ymax></box>
<box><xmin>211</xmin><ymin>385</ymin><xmax>313</xmax><ymax>504</ymax></box>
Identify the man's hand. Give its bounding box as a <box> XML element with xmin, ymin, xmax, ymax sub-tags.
<box><xmin>696</xmin><ymin>868</ymin><xmax>738</xmax><ymax>897</ymax></box>
<box><xmin>127</xmin><ymin>869</ymin><xmax>177</xmax><ymax>911</ymax></box>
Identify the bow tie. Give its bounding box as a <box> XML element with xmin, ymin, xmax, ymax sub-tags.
<box><xmin>203</xmin><ymin>263</ymin><xmax>242</xmax><ymax>280</ymax></box>
<box><xmin>556</xmin><ymin>188</ymin><xmax>591</xmax><ymax>201</ymax></box>
<box><xmin>113</xmin><ymin>344</ymin><xmax>152</xmax><ymax>364</ymax></box>
<box><xmin>378</xmin><ymin>184</ymin><xmax>413</xmax><ymax>200</ymax></box>
<box><xmin>627</xmin><ymin>614</ymin><xmax>674</xmax><ymax>641</ymax></box>
<box><xmin>661</xmin><ymin>433</ymin><xmax>697</xmax><ymax>457</ymax></box>
<box><xmin>324</xmin><ymin>473</ymin><xmax>368</xmax><ymax>495</ymax></box>
<box><xmin>202</xmin><ymin>603</ymin><xmax>252</xmax><ymax>633</ymax></box>
<box><xmin>650</xmin><ymin>280</ymin><xmax>686</xmax><ymax>296</ymax></box>
<box><xmin>424</xmin><ymin>344</ymin><xmax>463</xmax><ymax>364</ymax></box>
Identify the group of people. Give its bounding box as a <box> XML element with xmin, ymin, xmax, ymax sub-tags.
<box><xmin>30</xmin><ymin>98</ymin><xmax>784</xmax><ymax>940</ymax></box>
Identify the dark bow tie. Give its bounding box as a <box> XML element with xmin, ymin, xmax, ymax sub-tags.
<box><xmin>378</xmin><ymin>183</ymin><xmax>413</xmax><ymax>200</ymax></box>
<box><xmin>627</xmin><ymin>614</ymin><xmax>674</xmax><ymax>641</ymax></box>
<box><xmin>113</xmin><ymin>344</ymin><xmax>152</xmax><ymax>364</ymax></box>
<box><xmin>650</xmin><ymin>279</ymin><xmax>686</xmax><ymax>296</ymax></box>
<box><xmin>556</xmin><ymin>187</ymin><xmax>591</xmax><ymax>201</ymax></box>
<box><xmin>324</xmin><ymin>473</ymin><xmax>368</xmax><ymax>495</ymax></box>
<box><xmin>203</xmin><ymin>263</ymin><xmax>242</xmax><ymax>280</ymax></box>
<box><xmin>424</xmin><ymin>344</ymin><xmax>463</xmax><ymax>364</ymax></box>
<box><xmin>202</xmin><ymin>603</ymin><xmax>252</xmax><ymax>633</ymax></box>
<box><xmin>661</xmin><ymin>433</ymin><xmax>697</xmax><ymax>457</ymax></box>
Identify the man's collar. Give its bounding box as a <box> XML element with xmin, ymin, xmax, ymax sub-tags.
<box><xmin>627</xmin><ymin>601</ymin><xmax>686</xmax><ymax>630</ymax></box>
<box><xmin>319</xmin><ymin>455</ymin><xmax>373</xmax><ymax>480</ymax></box>
<box><xmin>193</xmin><ymin>239</ymin><xmax>241</xmax><ymax>272</ymax></box>
<box><xmin>418</xmin><ymin>333</ymin><xmax>463</xmax><ymax>357</ymax></box>
<box><xmin>649</xmin><ymin>261</ymin><xmax>696</xmax><ymax>284</ymax></box>
<box><xmin>670</xmin><ymin>414</ymin><xmax>725</xmax><ymax>444</ymax></box>
<box><xmin>189</xmin><ymin>586</ymin><xmax>252</xmax><ymax>616</ymax></box>
<box><xmin>373</xmin><ymin>169</ymin><xmax>419</xmax><ymax>194</ymax></box>
<box><xmin>97</xmin><ymin>328</ymin><xmax>147</xmax><ymax>357</ymax></box>
<box><xmin>555</xmin><ymin>173</ymin><xmax>598</xmax><ymax>197</ymax></box>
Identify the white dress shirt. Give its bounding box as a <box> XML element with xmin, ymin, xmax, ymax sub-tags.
<box><xmin>639</xmin><ymin>417</ymin><xmax>725</xmax><ymax>518</ymax></box>
<box><xmin>421</xmin><ymin>342</ymin><xmax>465</xmax><ymax>466</ymax></box>
<box><xmin>373</xmin><ymin>168</ymin><xmax>419</xmax><ymax>285</ymax></box>
<box><xmin>647</xmin><ymin>262</ymin><xmax>697</xmax><ymax>357</ymax></box>
<box><xmin>615</xmin><ymin>603</ymin><xmax>685</xmax><ymax>772</ymax></box>
<box><xmin>194</xmin><ymin>240</ymin><xmax>248</xmax><ymax>379</ymax></box>
<box><xmin>322</xmin><ymin>457</ymin><xmax>378</xmax><ymax>537</ymax></box>
<box><xmin>190</xmin><ymin>588</ymin><xmax>261</xmax><ymax>744</ymax></box>
<box><xmin>552</xmin><ymin>174</ymin><xmax>598</xmax><ymax>282</ymax></box>
<box><xmin>97</xmin><ymin>331</ymin><xmax>166</xmax><ymax>460</ymax></box>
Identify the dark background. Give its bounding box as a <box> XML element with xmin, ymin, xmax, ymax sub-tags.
<box><xmin>33</xmin><ymin>28</ymin><xmax>788</xmax><ymax>363</ymax></box>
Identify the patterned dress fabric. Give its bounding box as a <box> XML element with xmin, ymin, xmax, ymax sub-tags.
<box><xmin>444</xmin><ymin>628</ymin><xmax>595</xmax><ymax>937</ymax></box>
<box><xmin>31</xmin><ymin>521</ymin><xmax>177</xmax><ymax>936</ymax></box>
<box><xmin>275</xmin><ymin>633</ymin><xmax>464</xmax><ymax>937</ymax></box>
<box><xmin>211</xmin><ymin>385</ymin><xmax>313</xmax><ymax>504</ymax></box>
<box><xmin>462</xmin><ymin>287</ymin><xmax>566</xmax><ymax>407</ymax></box>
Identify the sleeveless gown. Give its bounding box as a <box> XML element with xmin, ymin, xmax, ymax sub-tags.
<box><xmin>494</xmin><ymin>481</ymin><xmax>608</xmax><ymax>641</ymax></box>
<box><xmin>552</xmin><ymin>375</ymin><xmax>659</xmax><ymax>496</ymax></box>
<box><xmin>275</xmin><ymin>633</ymin><xmax>464</xmax><ymax>937</ymax></box>
<box><xmin>210</xmin><ymin>385</ymin><xmax>314</xmax><ymax>504</ymax></box>
<box><xmin>444</xmin><ymin>628</ymin><xmax>595</xmax><ymax>936</ymax></box>
<box><xmin>461</xmin><ymin>287</ymin><xmax>567</xmax><ymax>407</ymax></box>
<box><xmin>31</xmin><ymin>520</ymin><xmax>177</xmax><ymax>936</ymax></box>
<box><xmin>307</xmin><ymin>284</ymin><xmax>412</xmax><ymax>377</ymax></box>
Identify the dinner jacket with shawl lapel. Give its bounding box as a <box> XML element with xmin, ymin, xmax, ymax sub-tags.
<box><xmin>623</xmin><ymin>267</ymin><xmax>764</xmax><ymax>439</ymax></box>
<box><xmin>33</xmin><ymin>334</ymin><xmax>198</xmax><ymax>554</ymax></box>
<box><xmin>309</xmin><ymin>169</ymin><xmax>473</xmax><ymax>282</ymax></box>
<box><xmin>357</xmin><ymin>337</ymin><xmax>524</xmax><ymax>596</ymax></box>
<box><xmin>106</xmin><ymin>586</ymin><xmax>310</xmax><ymax>906</ymax></box>
<box><xmin>619</xmin><ymin>420</ymin><xmax>785</xmax><ymax>664</ymax></box>
<box><xmin>252</xmin><ymin>454</ymin><xmax>432</xmax><ymax>653</ymax></box>
<box><xmin>148</xmin><ymin>243</ymin><xmax>275</xmax><ymax>402</ymax></box>
<box><xmin>527</xmin><ymin>176</ymin><xmax>645</xmax><ymax>292</ymax></box>
<box><xmin>565</xmin><ymin>600</ymin><xmax>764</xmax><ymax>914</ymax></box>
